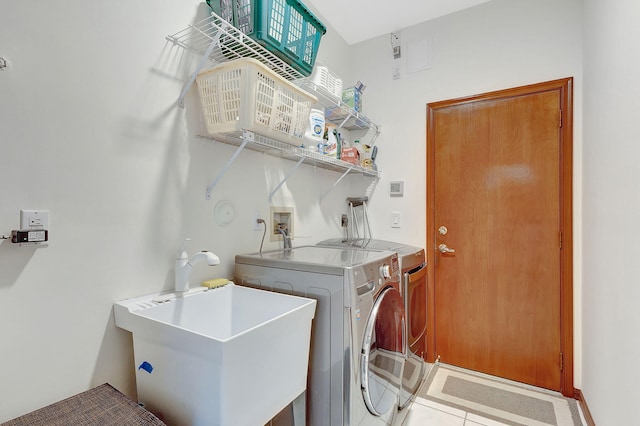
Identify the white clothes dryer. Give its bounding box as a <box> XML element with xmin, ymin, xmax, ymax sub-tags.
<box><xmin>317</xmin><ymin>238</ymin><xmax>427</xmax><ymax>410</ymax></box>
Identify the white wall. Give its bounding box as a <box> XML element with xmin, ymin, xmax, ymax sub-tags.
<box><xmin>11</xmin><ymin>0</ymin><xmax>634</xmax><ymax>423</ymax></box>
<box><xmin>582</xmin><ymin>0</ymin><xmax>640</xmax><ymax>424</ymax></box>
<box><xmin>0</xmin><ymin>1</ymin><xmax>359</xmax><ymax>421</ymax></box>
<box><xmin>349</xmin><ymin>0</ymin><xmax>583</xmax><ymax>386</ymax></box>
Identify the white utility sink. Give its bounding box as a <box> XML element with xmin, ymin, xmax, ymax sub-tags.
<box><xmin>114</xmin><ymin>283</ymin><xmax>316</xmax><ymax>426</ymax></box>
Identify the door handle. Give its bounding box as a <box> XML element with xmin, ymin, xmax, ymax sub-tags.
<box><xmin>438</xmin><ymin>243</ymin><xmax>456</xmax><ymax>254</ymax></box>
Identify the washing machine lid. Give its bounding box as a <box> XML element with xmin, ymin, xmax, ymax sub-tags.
<box><xmin>235</xmin><ymin>246</ymin><xmax>395</xmax><ymax>275</ymax></box>
<box><xmin>361</xmin><ymin>286</ymin><xmax>405</xmax><ymax>416</ymax></box>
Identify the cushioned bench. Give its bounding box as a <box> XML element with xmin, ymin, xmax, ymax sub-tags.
<box><xmin>2</xmin><ymin>383</ymin><xmax>166</xmax><ymax>426</ymax></box>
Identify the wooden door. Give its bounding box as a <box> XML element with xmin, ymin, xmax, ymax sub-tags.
<box><xmin>426</xmin><ymin>79</ymin><xmax>574</xmax><ymax>394</ymax></box>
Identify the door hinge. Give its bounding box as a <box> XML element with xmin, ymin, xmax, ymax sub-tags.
<box><xmin>559</xmin><ymin>231</ymin><xmax>563</xmax><ymax>249</ymax></box>
<box><xmin>558</xmin><ymin>110</ymin><xmax>563</xmax><ymax>128</ymax></box>
<box><xmin>560</xmin><ymin>352</ymin><xmax>564</xmax><ymax>371</ymax></box>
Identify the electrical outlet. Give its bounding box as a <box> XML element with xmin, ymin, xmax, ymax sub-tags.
<box><xmin>17</xmin><ymin>209</ymin><xmax>50</xmax><ymax>247</ymax></box>
<box><xmin>254</xmin><ymin>212</ymin><xmax>264</xmax><ymax>231</ymax></box>
<box><xmin>20</xmin><ymin>210</ymin><xmax>49</xmax><ymax>230</ymax></box>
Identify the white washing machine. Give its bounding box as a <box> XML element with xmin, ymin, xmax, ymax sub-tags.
<box><xmin>317</xmin><ymin>238</ymin><xmax>427</xmax><ymax>410</ymax></box>
<box><xmin>235</xmin><ymin>246</ymin><xmax>406</xmax><ymax>426</ymax></box>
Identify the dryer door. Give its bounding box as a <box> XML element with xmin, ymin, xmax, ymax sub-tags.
<box><xmin>361</xmin><ymin>286</ymin><xmax>406</xmax><ymax>416</ymax></box>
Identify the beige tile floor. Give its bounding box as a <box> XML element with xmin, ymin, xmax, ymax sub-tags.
<box><xmin>398</xmin><ymin>366</ymin><xmax>587</xmax><ymax>426</ymax></box>
<box><xmin>401</xmin><ymin>395</ymin><xmax>515</xmax><ymax>426</ymax></box>
<box><xmin>271</xmin><ymin>364</ymin><xmax>586</xmax><ymax>426</ymax></box>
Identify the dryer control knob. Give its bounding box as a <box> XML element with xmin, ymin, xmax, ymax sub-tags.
<box><xmin>380</xmin><ymin>264</ymin><xmax>391</xmax><ymax>279</ymax></box>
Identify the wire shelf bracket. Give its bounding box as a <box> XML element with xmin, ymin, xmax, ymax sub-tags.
<box><xmin>319</xmin><ymin>168</ymin><xmax>352</xmax><ymax>202</ymax></box>
<box><xmin>174</xmin><ymin>26</ymin><xmax>224</xmax><ymax>107</ymax></box>
<box><xmin>269</xmin><ymin>157</ymin><xmax>305</xmax><ymax>203</ymax></box>
<box><xmin>205</xmin><ymin>130</ymin><xmax>253</xmax><ymax>199</ymax></box>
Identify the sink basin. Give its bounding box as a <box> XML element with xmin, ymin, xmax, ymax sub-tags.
<box><xmin>114</xmin><ymin>283</ymin><xmax>316</xmax><ymax>426</ymax></box>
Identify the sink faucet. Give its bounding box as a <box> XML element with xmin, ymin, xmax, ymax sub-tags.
<box><xmin>276</xmin><ymin>227</ymin><xmax>292</xmax><ymax>250</ymax></box>
<box><xmin>175</xmin><ymin>239</ymin><xmax>220</xmax><ymax>293</ymax></box>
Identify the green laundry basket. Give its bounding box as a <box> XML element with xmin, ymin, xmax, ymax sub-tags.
<box><xmin>207</xmin><ymin>0</ymin><xmax>326</xmax><ymax>77</ymax></box>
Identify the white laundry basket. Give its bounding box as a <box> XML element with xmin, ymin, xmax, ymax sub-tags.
<box><xmin>195</xmin><ymin>58</ymin><xmax>317</xmax><ymax>146</ymax></box>
<box><xmin>310</xmin><ymin>64</ymin><xmax>343</xmax><ymax>100</ymax></box>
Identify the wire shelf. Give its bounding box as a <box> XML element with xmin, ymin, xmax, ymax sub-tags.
<box><xmin>297</xmin><ymin>80</ymin><xmax>377</xmax><ymax>132</ymax></box>
<box><xmin>168</xmin><ymin>17</ymin><xmax>380</xmax><ymax>132</ymax></box>
<box><xmin>204</xmin><ymin>131</ymin><xmax>379</xmax><ymax>178</ymax></box>
<box><xmin>167</xmin><ymin>13</ymin><xmax>304</xmax><ymax>82</ymax></box>
<box><xmin>168</xmin><ymin>13</ymin><xmax>381</xmax><ymax>198</ymax></box>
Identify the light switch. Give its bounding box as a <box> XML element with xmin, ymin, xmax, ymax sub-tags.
<box><xmin>391</xmin><ymin>212</ymin><xmax>401</xmax><ymax>228</ymax></box>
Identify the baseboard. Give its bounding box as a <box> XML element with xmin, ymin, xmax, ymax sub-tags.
<box><xmin>574</xmin><ymin>388</ymin><xmax>595</xmax><ymax>426</ymax></box>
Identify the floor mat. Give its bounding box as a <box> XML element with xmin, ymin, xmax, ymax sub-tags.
<box><xmin>417</xmin><ymin>364</ymin><xmax>582</xmax><ymax>426</ymax></box>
